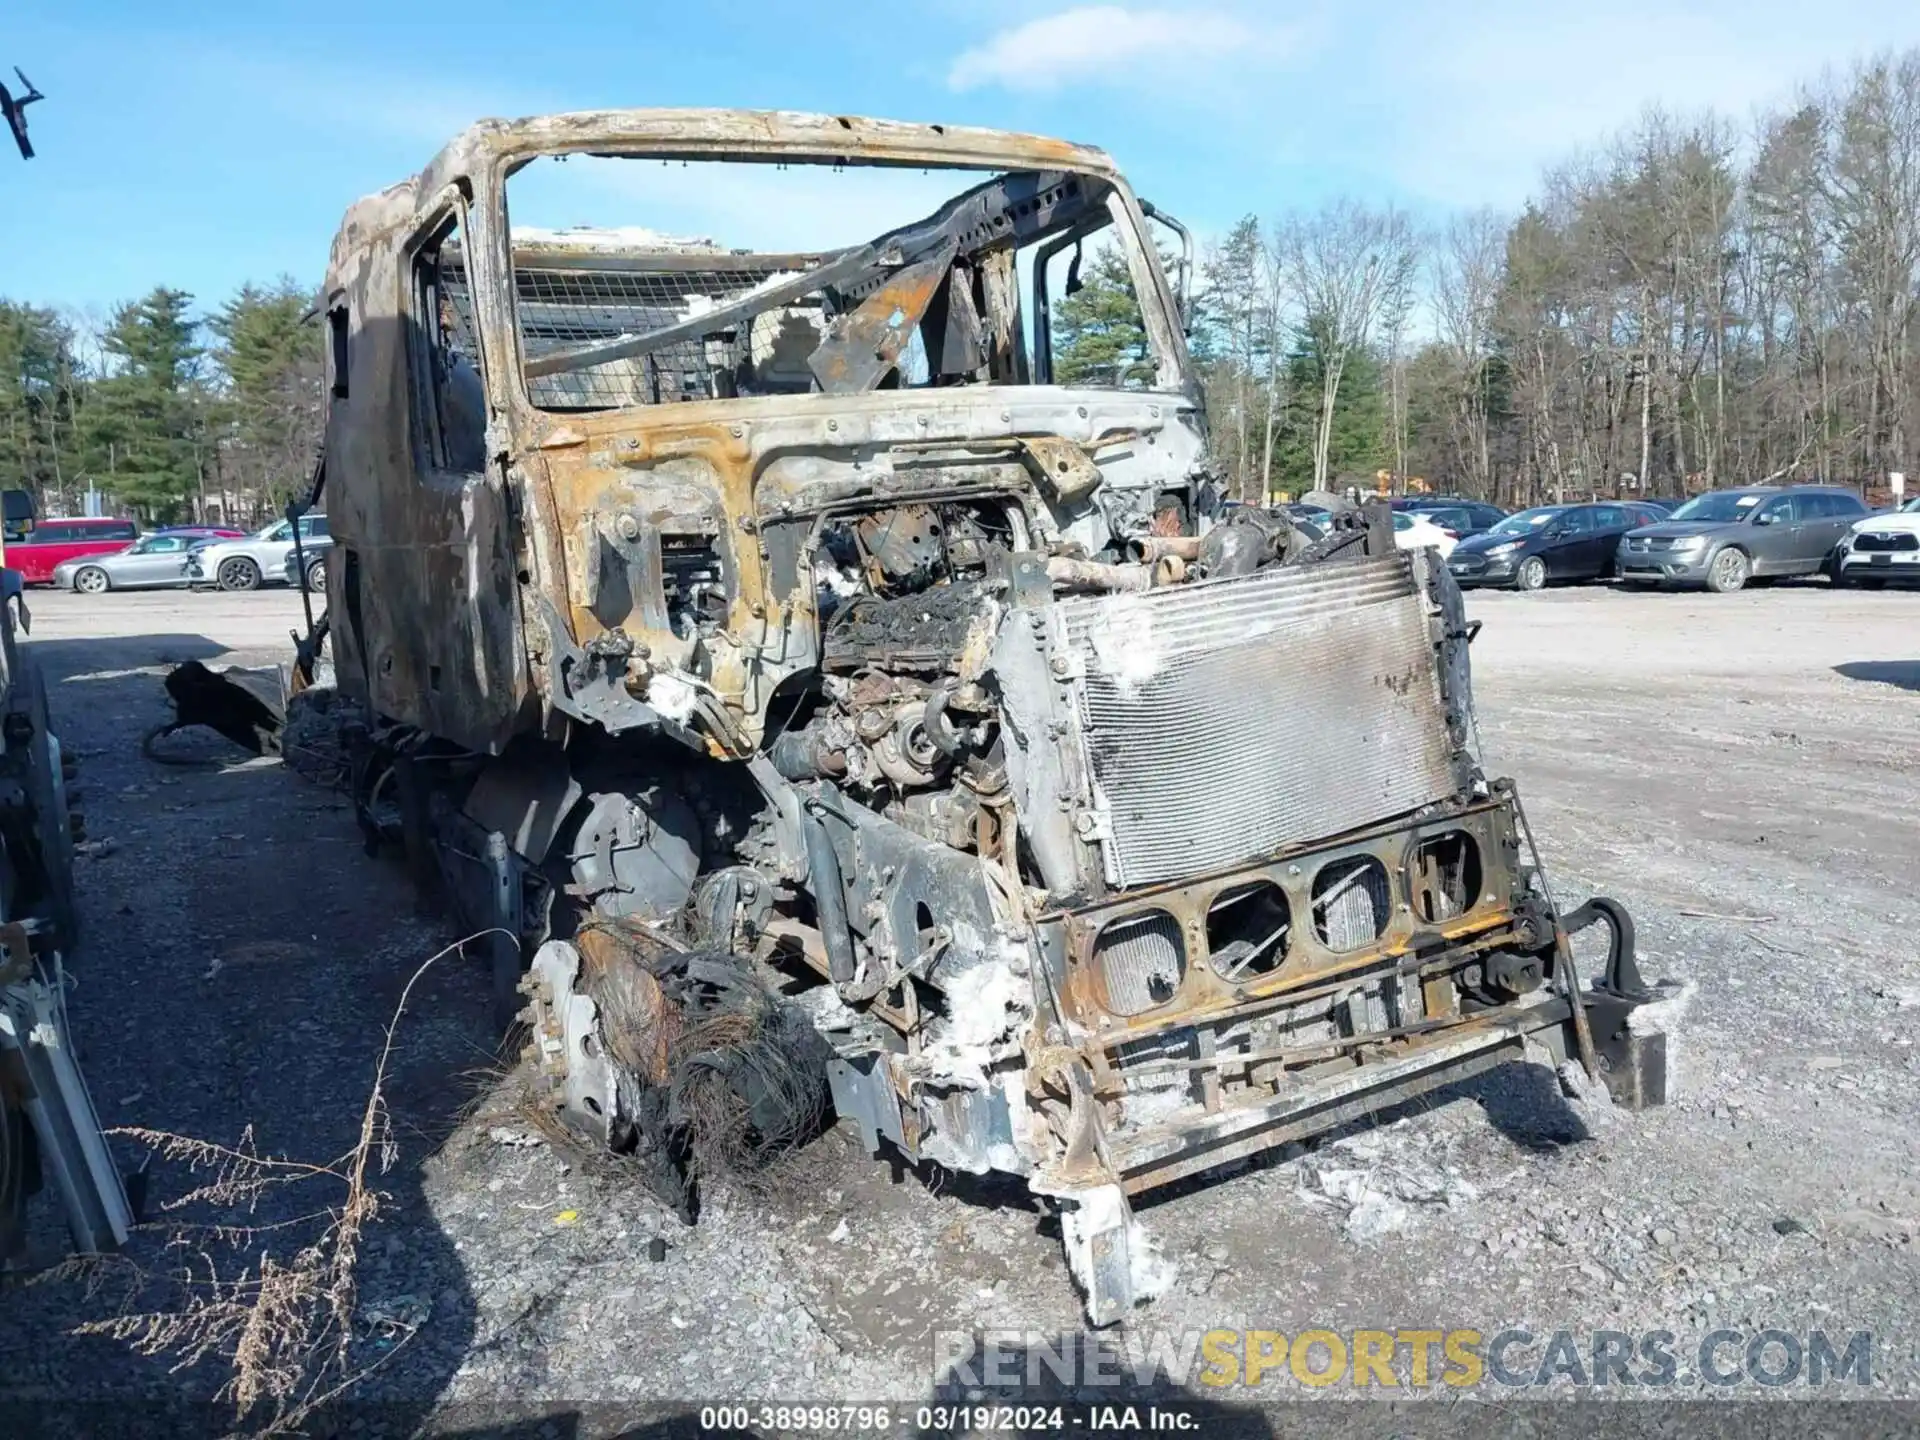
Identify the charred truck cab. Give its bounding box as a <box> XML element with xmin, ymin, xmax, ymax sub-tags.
<box><xmin>321</xmin><ymin>110</ymin><xmax>1671</xmax><ymax>1323</ymax></box>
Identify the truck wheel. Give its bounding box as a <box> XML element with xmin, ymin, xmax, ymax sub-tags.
<box><xmin>1706</xmin><ymin>548</ymin><xmax>1750</xmax><ymax>594</ymax></box>
<box><xmin>73</xmin><ymin>566</ymin><xmax>110</xmax><ymax>595</ymax></box>
<box><xmin>217</xmin><ymin>556</ymin><xmax>261</xmax><ymax>592</ymax></box>
<box><xmin>1514</xmin><ymin>556</ymin><xmax>1547</xmax><ymax>591</ymax></box>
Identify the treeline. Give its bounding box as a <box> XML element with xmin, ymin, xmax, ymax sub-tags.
<box><xmin>1183</xmin><ymin>50</ymin><xmax>1920</xmax><ymax>505</ymax></box>
<box><xmin>13</xmin><ymin>49</ymin><xmax>1918</xmax><ymax>518</ymax></box>
<box><xmin>0</xmin><ymin>282</ymin><xmax>321</xmax><ymax>524</ymax></box>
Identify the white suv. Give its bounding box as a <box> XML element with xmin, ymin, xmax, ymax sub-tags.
<box><xmin>186</xmin><ymin>514</ymin><xmax>329</xmax><ymax>591</ymax></box>
<box><xmin>1835</xmin><ymin>495</ymin><xmax>1920</xmax><ymax>588</ymax></box>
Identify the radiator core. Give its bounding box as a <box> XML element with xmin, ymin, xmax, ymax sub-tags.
<box><xmin>1054</xmin><ymin>555</ymin><xmax>1456</xmax><ymax>890</ymax></box>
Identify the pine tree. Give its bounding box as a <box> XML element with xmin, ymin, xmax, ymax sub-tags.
<box><xmin>209</xmin><ymin>279</ymin><xmax>324</xmax><ymax>512</ymax></box>
<box><xmin>0</xmin><ymin>301</ymin><xmax>82</xmax><ymax>502</ymax></box>
<box><xmin>87</xmin><ymin>288</ymin><xmax>207</xmax><ymax>518</ymax></box>
<box><xmin>1272</xmin><ymin>312</ymin><xmax>1388</xmax><ymax>495</ymax></box>
<box><xmin>1051</xmin><ymin>244</ymin><xmax>1155</xmax><ymax>388</ymax></box>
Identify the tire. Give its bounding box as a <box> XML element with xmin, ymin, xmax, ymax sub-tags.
<box><xmin>304</xmin><ymin>556</ymin><xmax>327</xmax><ymax>593</ymax></box>
<box><xmin>1832</xmin><ymin>567</ymin><xmax>1854</xmax><ymax>588</ymax></box>
<box><xmin>1706</xmin><ymin>547</ymin><xmax>1750</xmax><ymax>594</ymax></box>
<box><xmin>72</xmin><ymin>566</ymin><xmax>110</xmax><ymax>595</ymax></box>
<box><xmin>1513</xmin><ymin>556</ymin><xmax>1547</xmax><ymax>592</ymax></box>
<box><xmin>216</xmin><ymin>556</ymin><xmax>261</xmax><ymax>592</ymax></box>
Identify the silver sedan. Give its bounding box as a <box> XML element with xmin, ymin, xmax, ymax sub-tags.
<box><xmin>51</xmin><ymin>533</ymin><xmax>202</xmax><ymax>593</ymax></box>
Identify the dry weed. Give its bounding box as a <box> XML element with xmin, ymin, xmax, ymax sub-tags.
<box><xmin>69</xmin><ymin>929</ymin><xmax>507</xmax><ymax>1435</ymax></box>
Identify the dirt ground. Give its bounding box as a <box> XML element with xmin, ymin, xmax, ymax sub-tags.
<box><xmin>2</xmin><ymin>580</ymin><xmax>1917</xmax><ymax>1428</ymax></box>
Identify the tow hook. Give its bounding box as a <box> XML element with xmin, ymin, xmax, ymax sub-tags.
<box><xmin>1563</xmin><ymin>895</ymin><xmax>1679</xmax><ymax>1109</ymax></box>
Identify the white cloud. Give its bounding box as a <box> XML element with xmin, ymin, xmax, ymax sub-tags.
<box><xmin>947</xmin><ymin>5</ymin><xmax>1288</xmax><ymax>93</ymax></box>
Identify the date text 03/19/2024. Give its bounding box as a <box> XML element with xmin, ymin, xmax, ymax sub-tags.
<box><xmin>696</xmin><ymin>1404</ymin><xmax>1199</xmax><ymax>1432</ymax></box>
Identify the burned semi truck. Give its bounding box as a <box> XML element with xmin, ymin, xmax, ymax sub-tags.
<box><xmin>318</xmin><ymin>110</ymin><xmax>1669</xmax><ymax>1321</ymax></box>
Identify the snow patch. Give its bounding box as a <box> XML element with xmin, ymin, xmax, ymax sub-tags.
<box><xmin>1294</xmin><ymin>1125</ymin><xmax>1480</xmax><ymax>1242</ymax></box>
<box><xmin>1085</xmin><ymin>596</ymin><xmax>1162</xmax><ymax>698</ymax></box>
<box><xmin>646</xmin><ymin>671</ymin><xmax>700</xmax><ymax>723</ymax></box>
<box><xmin>1060</xmin><ymin>1185</ymin><xmax>1176</xmax><ymax>1316</ymax></box>
<box><xmin>913</xmin><ymin>961</ymin><xmax>1029</xmax><ymax>1085</ymax></box>
<box><xmin>514</xmin><ymin>224</ymin><xmax>721</xmax><ymax>254</ymax></box>
<box><xmin>1628</xmin><ymin>978</ymin><xmax>1696</xmax><ymax>1036</ymax></box>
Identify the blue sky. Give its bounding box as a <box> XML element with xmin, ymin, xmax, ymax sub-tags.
<box><xmin>5</xmin><ymin>0</ymin><xmax>1919</xmax><ymax>320</ymax></box>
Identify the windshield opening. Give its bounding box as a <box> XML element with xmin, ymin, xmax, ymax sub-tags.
<box><xmin>1670</xmin><ymin>492</ymin><xmax>1764</xmax><ymax>523</ymax></box>
<box><xmin>494</xmin><ymin>154</ymin><xmax>1176</xmax><ymax>412</ymax></box>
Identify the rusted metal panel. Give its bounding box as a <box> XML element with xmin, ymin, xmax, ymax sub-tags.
<box><xmin>808</xmin><ymin>244</ymin><xmax>957</xmax><ymax>393</ymax></box>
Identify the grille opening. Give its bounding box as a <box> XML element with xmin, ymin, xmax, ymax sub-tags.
<box><xmin>1855</xmin><ymin>531</ymin><xmax>1918</xmax><ymax>552</ymax></box>
<box><xmin>1206</xmin><ymin>882</ymin><xmax>1291</xmax><ymax>982</ymax></box>
<box><xmin>1094</xmin><ymin>910</ymin><xmax>1185</xmax><ymax>1016</ymax></box>
<box><xmin>1412</xmin><ymin>831</ymin><xmax>1483</xmax><ymax>922</ymax></box>
<box><xmin>1312</xmin><ymin>857</ymin><xmax>1391</xmax><ymax>951</ymax></box>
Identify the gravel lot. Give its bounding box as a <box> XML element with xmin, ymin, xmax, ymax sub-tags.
<box><xmin>2</xmin><ymin>580</ymin><xmax>1917</xmax><ymax>1428</ymax></box>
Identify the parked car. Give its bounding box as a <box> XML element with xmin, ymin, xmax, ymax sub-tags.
<box><xmin>1392</xmin><ymin>510</ymin><xmax>1457</xmax><ymax>558</ymax></box>
<box><xmin>1395</xmin><ymin>494</ymin><xmax>1505</xmax><ymax>514</ymax></box>
<box><xmin>2</xmin><ymin>516</ymin><xmax>140</xmax><ymax>584</ymax></box>
<box><xmin>284</xmin><ymin>535</ymin><xmax>332</xmax><ymax>592</ymax></box>
<box><xmin>1833</xmin><ymin>494</ymin><xmax>1920</xmax><ymax>588</ymax></box>
<box><xmin>1448</xmin><ymin>502</ymin><xmax>1665</xmax><ymax>590</ymax></box>
<box><xmin>51</xmin><ymin>532</ymin><xmax>208</xmax><ymax>593</ymax></box>
<box><xmin>1616</xmin><ymin>485</ymin><xmax>1868</xmax><ymax>593</ymax></box>
<box><xmin>187</xmin><ymin>514</ymin><xmax>329</xmax><ymax>591</ymax></box>
<box><xmin>1271</xmin><ymin>502</ymin><xmax>1332</xmax><ymax>538</ymax></box>
<box><xmin>152</xmin><ymin>524</ymin><xmax>247</xmax><ymax>543</ymax></box>
<box><xmin>1409</xmin><ymin>501</ymin><xmax>1508</xmax><ymax>541</ymax></box>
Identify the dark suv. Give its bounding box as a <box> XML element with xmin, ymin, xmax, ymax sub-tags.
<box><xmin>1616</xmin><ymin>485</ymin><xmax>1867</xmax><ymax>592</ymax></box>
<box><xmin>1448</xmin><ymin>501</ymin><xmax>1668</xmax><ymax>591</ymax></box>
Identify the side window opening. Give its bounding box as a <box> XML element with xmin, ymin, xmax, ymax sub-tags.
<box><xmin>1034</xmin><ymin>230</ymin><xmax>1154</xmax><ymax>389</ymax></box>
<box><xmin>411</xmin><ymin>212</ymin><xmax>489</xmax><ymax>471</ymax></box>
<box><xmin>328</xmin><ymin>306</ymin><xmax>350</xmax><ymax>399</ymax></box>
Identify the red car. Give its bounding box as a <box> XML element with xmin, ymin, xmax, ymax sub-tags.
<box><xmin>3</xmin><ymin>517</ymin><xmax>141</xmax><ymax>584</ymax></box>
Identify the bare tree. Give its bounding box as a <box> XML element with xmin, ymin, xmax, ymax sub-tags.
<box><xmin>1279</xmin><ymin>200</ymin><xmax>1420</xmax><ymax>492</ymax></box>
<box><xmin>1181</xmin><ymin>48</ymin><xmax>1920</xmax><ymax>504</ymax></box>
<box><xmin>1827</xmin><ymin>52</ymin><xmax>1920</xmax><ymax>480</ymax></box>
<box><xmin>1433</xmin><ymin>210</ymin><xmax>1505</xmax><ymax>496</ymax></box>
